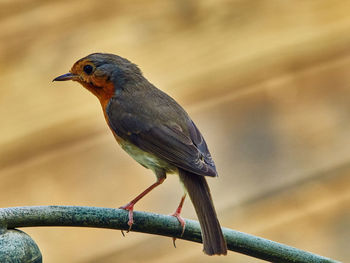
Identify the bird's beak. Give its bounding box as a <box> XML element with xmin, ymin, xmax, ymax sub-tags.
<box><xmin>52</xmin><ymin>73</ymin><xmax>78</xmax><ymax>82</ymax></box>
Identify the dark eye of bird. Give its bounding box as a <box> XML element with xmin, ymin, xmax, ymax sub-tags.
<box><xmin>83</xmin><ymin>64</ymin><xmax>93</xmax><ymax>75</ymax></box>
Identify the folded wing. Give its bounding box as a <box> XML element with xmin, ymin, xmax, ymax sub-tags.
<box><xmin>106</xmin><ymin>97</ymin><xmax>217</xmax><ymax>177</ymax></box>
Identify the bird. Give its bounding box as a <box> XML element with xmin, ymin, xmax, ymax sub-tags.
<box><xmin>53</xmin><ymin>53</ymin><xmax>227</xmax><ymax>255</ymax></box>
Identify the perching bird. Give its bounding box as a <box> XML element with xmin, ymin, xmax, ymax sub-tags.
<box><xmin>53</xmin><ymin>53</ymin><xmax>227</xmax><ymax>255</ymax></box>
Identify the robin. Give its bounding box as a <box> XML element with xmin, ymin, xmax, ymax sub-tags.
<box><xmin>53</xmin><ymin>53</ymin><xmax>227</xmax><ymax>255</ymax></box>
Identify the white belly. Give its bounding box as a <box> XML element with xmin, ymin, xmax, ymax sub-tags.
<box><xmin>119</xmin><ymin>139</ymin><xmax>176</xmax><ymax>174</ymax></box>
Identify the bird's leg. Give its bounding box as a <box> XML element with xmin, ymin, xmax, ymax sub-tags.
<box><xmin>119</xmin><ymin>176</ymin><xmax>165</xmax><ymax>232</ymax></box>
<box><xmin>171</xmin><ymin>193</ymin><xmax>187</xmax><ymax>247</ymax></box>
<box><xmin>171</xmin><ymin>193</ymin><xmax>187</xmax><ymax>234</ymax></box>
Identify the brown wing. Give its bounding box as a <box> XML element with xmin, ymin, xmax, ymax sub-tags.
<box><xmin>106</xmin><ymin>97</ymin><xmax>217</xmax><ymax>177</ymax></box>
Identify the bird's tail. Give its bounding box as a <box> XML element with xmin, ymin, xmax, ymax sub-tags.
<box><xmin>178</xmin><ymin>169</ymin><xmax>227</xmax><ymax>255</ymax></box>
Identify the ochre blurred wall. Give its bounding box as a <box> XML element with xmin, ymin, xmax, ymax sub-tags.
<box><xmin>1</xmin><ymin>1</ymin><xmax>349</xmax><ymax>262</ymax></box>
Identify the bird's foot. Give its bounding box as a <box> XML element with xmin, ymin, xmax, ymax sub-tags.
<box><xmin>119</xmin><ymin>202</ymin><xmax>135</xmax><ymax>234</ymax></box>
<box><xmin>170</xmin><ymin>194</ymin><xmax>187</xmax><ymax>248</ymax></box>
<box><xmin>171</xmin><ymin>212</ymin><xmax>186</xmax><ymax>236</ymax></box>
<box><xmin>170</xmin><ymin>211</ymin><xmax>186</xmax><ymax>248</ymax></box>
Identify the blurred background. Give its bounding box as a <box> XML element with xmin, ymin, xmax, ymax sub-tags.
<box><xmin>1</xmin><ymin>0</ymin><xmax>349</xmax><ymax>262</ymax></box>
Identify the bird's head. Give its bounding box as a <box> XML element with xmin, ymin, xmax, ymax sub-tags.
<box><xmin>53</xmin><ymin>53</ymin><xmax>142</xmax><ymax>105</ymax></box>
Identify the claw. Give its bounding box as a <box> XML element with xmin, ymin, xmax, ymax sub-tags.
<box><xmin>172</xmin><ymin>237</ymin><xmax>177</xmax><ymax>248</ymax></box>
<box><xmin>170</xmin><ymin>194</ymin><xmax>187</xmax><ymax>248</ymax></box>
<box><xmin>171</xmin><ymin>194</ymin><xmax>187</xmax><ymax>237</ymax></box>
<box><xmin>171</xmin><ymin>214</ymin><xmax>186</xmax><ymax>248</ymax></box>
<box><xmin>171</xmin><ymin>212</ymin><xmax>186</xmax><ymax>236</ymax></box>
<box><xmin>119</xmin><ymin>203</ymin><xmax>135</xmax><ymax>232</ymax></box>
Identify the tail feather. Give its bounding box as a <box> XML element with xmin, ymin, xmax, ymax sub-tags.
<box><xmin>179</xmin><ymin>169</ymin><xmax>227</xmax><ymax>255</ymax></box>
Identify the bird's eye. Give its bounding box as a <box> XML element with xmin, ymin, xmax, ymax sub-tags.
<box><xmin>83</xmin><ymin>64</ymin><xmax>93</xmax><ymax>75</ymax></box>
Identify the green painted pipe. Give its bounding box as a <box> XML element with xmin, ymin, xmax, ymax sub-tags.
<box><xmin>0</xmin><ymin>206</ymin><xmax>341</xmax><ymax>263</ymax></box>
